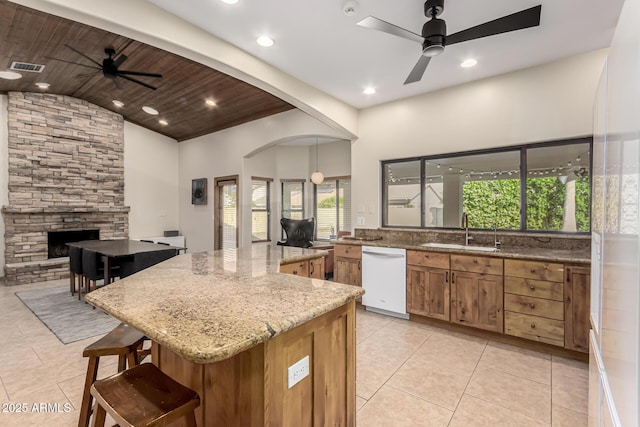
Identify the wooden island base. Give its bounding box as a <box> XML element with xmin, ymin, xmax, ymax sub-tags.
<box><xmin>152</xmin><ymin>301</ymin><xmax>356</xmax><ymax>427</ymax></box>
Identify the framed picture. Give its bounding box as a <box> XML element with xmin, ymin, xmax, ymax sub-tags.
<box><xmin>192</xmin><ymin>178</ymin><xmax>207</xmax><ymax>205</ymax></box>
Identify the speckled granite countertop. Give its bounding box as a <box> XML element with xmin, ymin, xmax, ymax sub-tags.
<box><xmin>85</xmin><ymin>245</ymin><xmax>364</xmax><ymax>364</ymax></box>
<box><xmin>334</xmin><ymin>238</ymin><xmax>590</xmax><ymax>264</ymax></box>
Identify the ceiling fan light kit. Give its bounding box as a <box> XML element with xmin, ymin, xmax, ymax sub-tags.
<box><xmin>357</xmin><ymin>0</ymin><xmax>541</xmax><ymax>84</ymax></box>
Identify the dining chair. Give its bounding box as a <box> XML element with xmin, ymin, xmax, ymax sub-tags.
<box><xmin>119</xmin><ymin>249</ymin><xmax>177</xmax><ymax>278</ymax></box>
<box><xmin>69</xmin><ymin>245</ymin><xmax>84</xmax><ymax>297</ymax></box>
<box><xmin>81</xmin><ymin>249</ymin><xmax>119</xmax><ymax>297</ymax></box>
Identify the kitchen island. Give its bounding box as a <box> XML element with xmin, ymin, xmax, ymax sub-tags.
<box><xmin>85</xmin><ymin>244</ymin><xmax>364</xmax><ymax>427</ymax></box>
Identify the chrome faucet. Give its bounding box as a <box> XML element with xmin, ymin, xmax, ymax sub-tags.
<box><xmin>461</xmin><ymin>212</ymin><xmax>473</xmax><ymax>245</ymax></box>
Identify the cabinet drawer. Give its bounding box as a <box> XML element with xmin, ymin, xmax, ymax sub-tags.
<box><xmin>505</xmin><ymin>311</ymin><xmax>564</xmax><ymax>347</ymax></box>
<box><xmin>334</xmin><ymin>244</ymin><xmax>362</xmax><ymax>259</ymax></box>
<box><xmin>504</xmin><ymin>294</ymin><xmax>564</xmax><ymax>321</ymax></box>
<box><xmin>407</xmin><ymin>250</ymin><xmax>449</xmax><ymax>269</ymax></box>
<box><xmin>504</xmin><ymin>259</ymin><xmax>564</xmax><ymax>282</ymax></box>
<box><xmin>451</xmin><ymin>254</ymin><xmax>503</xmax><ymax>275</ymax></box>
<box><xmin>279</xmin><ymin>261</ymin><xmax>309</xmax><ymax>277</ymax></box>
<box><xmin>504</xmin><ymin>276</ymin><xmax>563</xmax><ymax>301</ymax></box>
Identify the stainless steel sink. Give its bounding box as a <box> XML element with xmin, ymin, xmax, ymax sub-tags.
<box><xmin>419</xmin><ymin>242</ymin><xmax>498</xmax><ymax>252</ymax></box>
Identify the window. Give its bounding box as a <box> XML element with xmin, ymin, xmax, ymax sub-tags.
<box><xmin>315</xmin><ymin>177</ymin><xmax>352</xmax><ymax>240</ymax></box>
<box><xmin>382</xmin><ymin>137</ymin><xmax>591</xmax><ymax>233</ymax></box>
<box><xmin>281</xmin><ymin>180</ymin><xmax>305</xmax><ymax>239</ymax></box>
<box><xmin>251</xmin><ymin>178</ymin><xmax>271</xmax><ymax>242</ymax></box>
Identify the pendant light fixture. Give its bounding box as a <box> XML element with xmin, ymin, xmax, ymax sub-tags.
<box><xmin>311</xmin><ymin>136</ymin><xmax>325</xmax><ymax>184</ymax></box>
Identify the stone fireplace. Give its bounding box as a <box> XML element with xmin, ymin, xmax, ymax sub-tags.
<box><xmin>48</xmin><ymin>229</ymin><xmax>99</xmax><ymax>259</ymax></box>
<box><xmin>2</xmin><ymin>92</ymin><xmax>129</xmax><ymax>285</ymax></box>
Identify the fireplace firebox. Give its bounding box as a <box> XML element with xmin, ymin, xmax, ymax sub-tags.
<box><xmin>48</xmin><ymin>229</ymin><xmax>99</xmax><ymax>258</ymax></box>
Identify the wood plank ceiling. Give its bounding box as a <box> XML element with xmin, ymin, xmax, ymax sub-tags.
<box><xmin>0</xmin><ymin>0</ymin><xmax>294</xmax><ymax>141</ymax></box>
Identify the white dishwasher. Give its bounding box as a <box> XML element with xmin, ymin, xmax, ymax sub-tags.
<box><xmin>361</xmin><ymin>246</ymin><xmax>408</xmax><ymax>319</ymax></box>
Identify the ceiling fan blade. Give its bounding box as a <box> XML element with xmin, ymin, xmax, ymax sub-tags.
<box><xmin>118</xmin><ymin>70</ymin><xmax>162</xmax><ymax>78</ymax></box>
<box><xmin>357</xmin><ymin>16</ymin><xmax>424</xmax><ymax>44</ymax></box>
<box><xmin>64</xmin><ymin>44</ymin><xmax>103</xmax><ymax>67</ymax></box>
<box><xmin>44</xmin><ymin>56</ymin><xmax>101</xmax><ymax>70</ymax></box>
<box><xmin>404</xmin><ymin>55</ymin><xmax>432</xmax><ymax>85</ymax></box>
<box><xmin>446</xmin><ymin>5</ymin><xmax>541</xmax><ymax>46</ymax></box>
<box><xmin>113</xmin><ymin>53</ymin><xmax>128</xmax><ymax>67</ymax></box>
<box><xmin>119</xmin><ymin>74</ymin><xmax>157</xmax><ymax>90</ymax></box>
<box><xmin>113</xmin><ymin>76</ymin><xmax>123</xmax><ymax>90</ymax></box>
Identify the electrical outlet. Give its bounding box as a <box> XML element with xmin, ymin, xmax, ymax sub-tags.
<box><xmin>287</xmin><ymin>355</ymin><xmax>309</xmax><ymax>389</ymax></box>
<box><xmin>357</xmin><ymin>216</ymin><xmax>365</xmax><ymax>226</ymax></box>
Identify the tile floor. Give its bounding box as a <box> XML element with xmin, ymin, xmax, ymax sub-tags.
<box><xmin>0</xmin><ymin>279</ymin><xmax>589</xmax><ymax>426</ymax></box>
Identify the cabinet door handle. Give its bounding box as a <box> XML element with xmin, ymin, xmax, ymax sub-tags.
<box><xmin>358</xmin><ymin>260</ymin><xmax>361</xmax><ymax>271</ymax></box>
<box><xmin>293</xmin><ymin>270</ymin><xmax>298</xmax><ymax>275</ymax></box>
<box><xmin>445</xmin><ymin>271</ymin><xmax>449</xmax><ymax>283</ymax></box>
<box><xmin>451</xmin><ymin>272</ymin><xmax>455</xmax><ymax>284</ymax></box>
<box><xmin>310</xmin><ymin>263</ymin><xmax>314</xmax><ymax>275</ymax></box>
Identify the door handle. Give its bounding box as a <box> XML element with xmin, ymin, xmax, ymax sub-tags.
<box><xmin>310</xmin><ymin>262</ymin><xmax>315</xmax><ymax>275</ymax></box>
<box><xmin>445</xmin><ymin>271</ymin><xmax>449</xmax><ymax>283</ymax></box>
<box><xmin>451</xmin><ymin>272</ymin><xmax>455</xmax><ymax>284</ymax></box>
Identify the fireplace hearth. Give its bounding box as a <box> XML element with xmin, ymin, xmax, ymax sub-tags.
<box><xmin>48</xmin><ymin>229</ymin><xmax>99</xmax><ymax>259</ymax></box>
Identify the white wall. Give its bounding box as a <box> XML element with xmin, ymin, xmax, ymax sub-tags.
<box><xmin>353</xmin><ymin>49</ymin><xmax>609</xmax><ymax>229</ymax></box>
<box><xmin>0</xmin><ymin>95</ymin><xmax>8</xmax><ymax>278</ymax></box>
<box><xmin>178</xmin><ymin>109</ymin><xmax>349</xmax><ymax>253</ymax></box>
<box><xmin>124</xmin><ymin>122</ymin><xmax>180</xmax><ymax>239</ymax></box>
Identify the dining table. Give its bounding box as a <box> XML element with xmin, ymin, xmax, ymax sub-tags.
<box><xmin>67</xmin><ymin>239</ymin><xmax>186</xmax><ymax>284</ymax></box>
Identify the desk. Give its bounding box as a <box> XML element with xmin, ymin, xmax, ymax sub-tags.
<box><xmin>68</xmin><ymin>240</ymin><xmax>184</xmax><ymax>284</ymax></box>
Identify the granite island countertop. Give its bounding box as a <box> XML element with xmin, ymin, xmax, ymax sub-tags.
<box><xmin>85</xmin><ymin>244</ymin><xmax>364</xmax><ymax>364</ymax></box>
<box><xmin>333</xmin><ymin>237</ymin><xmax>591</xmax><ymax>264</ymax></box>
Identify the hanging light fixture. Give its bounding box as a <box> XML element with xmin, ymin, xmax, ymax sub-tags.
<box><xmin>311</xmin><ymin>136</ymin><xmax>325</xmax><ymax>184</ymax></box>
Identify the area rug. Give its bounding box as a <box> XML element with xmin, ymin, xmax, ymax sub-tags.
<box><xmin>15</xmin><ymin>285</ymin><xmax>120</xmax><ymax>344</ymax></box>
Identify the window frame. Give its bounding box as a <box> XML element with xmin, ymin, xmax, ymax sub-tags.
<box><xmin>381</xmin><ymin>137</ymin><xmax>593</xmax><ymax>234</ymax></box>
<box><xmin>251</xmin><ymin>177</ymin><xmax>272</xmax><ymax>243</ymax></box>
<box><xmin>314</xmin><ymin>176</ymin><xmax>352</xmax><ymax>241</ymax></box>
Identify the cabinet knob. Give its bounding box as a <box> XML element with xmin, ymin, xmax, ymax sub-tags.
<box><xmin>529</xmin><ymin>303</ymin><xmax>535</xmax><ymax>309</ymax></box>
<box><xmin>424</xmin><ymin>254</ymin><xmax>429</xmax><ymax>258</ymax></box>
<box><xmin>530</xmin><ymin>269</ymin><xmax>536</xmax><ymax>273</ymax></box>
<box><xmin>529</xmin><ymin>285</ymin><xmax>535</xmax><ymax>291</ymax></box>
<box><xmin>473</xmin><ymin>259</ymin><xmax>478</xmax><ymax>263</ymax></box>
<box><xmin>530</xmin><ymin>323</ymin><xmax>536</xmax><ymax>329</ymax></box>
<box><xmin>293</xmin><ymin>270</ymin><xmax>298</xmax><ymax>275</ymax></box>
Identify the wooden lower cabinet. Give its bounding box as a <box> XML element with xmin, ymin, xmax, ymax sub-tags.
<box><xmin>152</xmin><ymin>302</ymin><xmax>357</xmax><ymax>426</ymax></box>
<box><xmin>564</xmin><ymin>265</ymin><xmax>591</xmax><ymax>352</ymax></box>
<box><xmin>406</xmin><ymin>265</ymin><xmax>450</xmax><ymax>321</ymax></box>
<box><xmin>450</xmin><ymin>270</ymin><xmax>504</xmax><ymax>333</ymax></box>
<box><xmin>279</xmin><ymin>256</ymin><xmax>325</xmax><ymax>279</ymax></box>
<box><xmin>334</xmin><ymin>244</ymin><xmax>362</xmax><ymax>302</ymax></box>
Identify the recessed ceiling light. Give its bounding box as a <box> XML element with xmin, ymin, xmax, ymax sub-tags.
<box><xmin>256</xmin><ymin>36</ymin><xmax>275</xmax><ymax>47</ymax></box>
<box><xmin>112</xmin><ymin>100</ymin><xmax>125</xmax><ymax>108</ymax></box>
<box><xmin>221</xmin><ymin>0</ymin><xmax>238</xmax><ymax>3</ymax></box>
<box><xmin>461</xmin><ymin>58</ymin><xmax>478</xmax><ymax>68</ymax></box>
<box><xmin>363</xmin><ymin>87</ymin><xmax>376</xmax><ymax>95</ymax></box>
<box><xmin>205</xmin><ymin>99</ymin><xmax>217</xmax><ymax>107</ymax></box>
<box><xmin>159</xmin><ymin>119</ymin><xmax>168</xmax><ymax>126</ymax></box>
<box><xmin>35</xmin><ymin>82</ymin><xmax>50</xmax><ymax>89</ymax></box>
<box><xmin>0</xmin><ymin>70</ymin><xmax>22</xmax><ymax>80</ymax></box>
<box><xmin>142</xmin><ymin>106</ymin><xmax>159</xmax><ymax>115</ymax></box>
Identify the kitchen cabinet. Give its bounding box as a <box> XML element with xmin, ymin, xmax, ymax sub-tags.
<box><xmin>504</xmin><ymin>259</ymin><xmax>566</xmax><ymax>347</ymax></box>
<box><xmin>279</xmin><ymin>255</ymin><xmax>325</xmax><ymax>279</ymax></box>
<box><xmin>564</xmin><ymin>265</ymin><xmax>590</xmax><ymax>352</ymax></box>
<box><xmin>334</xmin><ymin>244</ymin><xmax>362</xmax><ymax>301</ymax></box>
<box><xmin>406</xmin><ymin>250</ymin><xmax>450</xmax><ymax>321</ymax></box>
<box><xmin>450</xmin><ymin>254</ymin><xmax>504</xmax><ymax>333</ymax></box>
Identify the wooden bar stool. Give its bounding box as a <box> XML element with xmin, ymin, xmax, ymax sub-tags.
<box><xmin>78</xmin><ymin>323</ymin><xmax>146</xmax><ymax>427</ymax></box>
<box><xmin>90</xmin><ymin>363</ymin><xmax>200</xmax><ymax>427</ymax></box>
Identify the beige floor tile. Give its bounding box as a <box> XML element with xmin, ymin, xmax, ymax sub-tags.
<box><xmin>57</xmin><ymin>373</ymin><xmax>85</xmax><ymax>410</ymax></box>
<box><xmin>356</xmin><ymin>309</ymin><xmax>394</xmax><ymax>342</ymax></box>
<box><xmin>355</xmin><ymin>395</ymin><xmax>367</xmax><ymax>412</ymax></box>
<box><xmin>450</xmin><ymin>394</ymin><xmax>550</xmax><ymax>427</ymax></box>
<box><xmin>357</xmin><ymin>328</ymin><xmax>423</xmax><ymax>367</ymax></box>
<box><xmin>552</xmin><ymin>356</ymin><xmax>589</xmax><ymax>382</ymax></box>
<box><xmin>386</xmin><ymin>358</ymin><xmax>470</xmax><ymax>410</ymax></box>
<box><xmin>357</xmin><ymin>385</ymin><xmax>452</xmax><ymax>427</ymax></box>
<box><xmin>374</xmin><ymin>318</ymin><xmax>434</xmax><ymax>344</ymax></box>
<box><xmin>552</xmin><ymin>405</ymin><xmax>588</xmax><ymax>427</ymax></box>
<box><xmin>409</xmin><ymin>331</ymin><xmax>487</xmax><ymax>376</ymax></box>
<box><xmin>466</xmin><ymin>366</ymin><xmax>551</xmax><ymax>423</ymax></box>
<box><xmin>477</xmin><ymin>341</ymin><xmax>551</xmax><ymax>385</ymax></box>
<box><xmin>356</xmin><ymin>354</ymin><xmax>401</xmax><ymax>400</ymax></box>
<box><xmin>0</xmin><ymin>347</ymin><xmax>43</xmax><ymax>378</ymax></box>
<box><xmin>552</xmin><ymin>373</ymin><xmax>588</xmax><ymax>415</ymax></box>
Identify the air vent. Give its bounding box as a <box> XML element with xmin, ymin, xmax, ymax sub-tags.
<box><xmin>10</xmin><ymin>61</ymin><xmax>45</xmax><ymax>73</ymax></box>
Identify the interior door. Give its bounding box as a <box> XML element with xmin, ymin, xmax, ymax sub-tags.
<box><xmin>214</xmin><ymin>176</ymin><xmax>239</xmax><ymax>250</ymax></box>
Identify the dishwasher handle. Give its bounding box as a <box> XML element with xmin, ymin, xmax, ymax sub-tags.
<box><xmin>362</xmin><ymin>250</ymin><xmax>405</xmax><ymax>258</ymax></box>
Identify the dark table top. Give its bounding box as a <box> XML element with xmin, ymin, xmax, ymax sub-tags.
<box><xmin>67</xmin><ymin>239</ymin><xmax>184</xmax><ymax>258</ymax></box>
